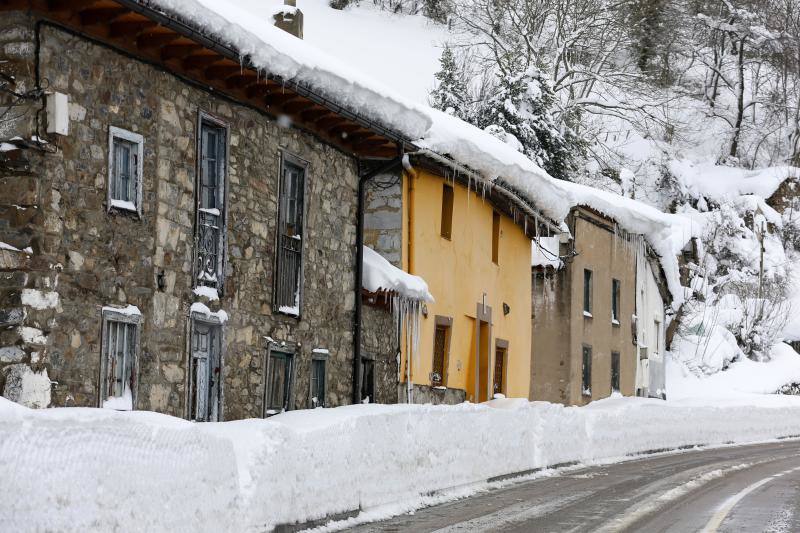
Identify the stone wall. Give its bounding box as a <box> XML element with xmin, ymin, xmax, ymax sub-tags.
<box><xmin>363</xmin><ymin>172</ymin><xmax>402</xmax><ymax>267</ymax></box>
<box><xmin>360</xmin><ymin>302</ymin><xmax>399</xmax><ymax>404</ymax></box>
<box><xmin>0</xmin><ymin>15</ymin><xmax>363</xmax><ymax>418</ymax></box>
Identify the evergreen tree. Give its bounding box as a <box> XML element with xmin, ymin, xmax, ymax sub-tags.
<box><xmin>476</xmin><ymin>67</ymin><xmax>581</xmax><ymax>181</ymax></box>
<box><xmin>429</xmin><ymin>46</ymin><xmax>471</xmax><ymax>122</ymax></box>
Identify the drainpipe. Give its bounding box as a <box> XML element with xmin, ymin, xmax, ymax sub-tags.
<box><xmin>402</xmin><ymin>154</ymin><xmax>417</xmax><ymax>275</ymax></box>
<box><xmin>353</xmin><ymin>156</ymin><xmax>403</xmax><ymax>405</ymax></box>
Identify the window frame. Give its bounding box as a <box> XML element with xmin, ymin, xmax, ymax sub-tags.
<box><xmin>309</xmin><ymin>350</ymin><xmax>328</xmax><ymax>408</ymax></box>
<box><xmin>491</xmin><ymin>211</ymin><xmax>501</xmax><ymax>264</ymax></box>
<box><xmin>187</xmin><ymin>312</ymin><xmax>225</xmax><ymax>422</ymax></box>
<box><xmin>611</xmin><ymin>350</ymin><xmax>621</xmax><ymax>393</ymax></box>
<box><xmin>360</xmin><ymin>353</ymin><xmax>376</xmax><ymax>404</ymax></box>
<box><xmin>611</xmin><ymin>278</ymin><xmax>621</xmax><ymax>325</ymax></box>
<box><xmin>98</xmin><ymin>306</ymin><xmax>142</xmax><ymax>410</ymax></box>
<box><xmin>107</xmin><ymin>126</ymin><xmax>144</xmax><ymax>216</ymax></box>
<box><xmin>431</xmin><ymin>316</ymin><xmax>453</xmax><ymax>387</ymax></box>
<box><xmin>440</xmin><ymin>183</ymin><xmax>454</xmax><ymax>240</ymax></box>
<box><xmin>193</xmin><ymin>111</ymin><xmax>230</xmax><ymax>294</ymax></box>
<box><xmin>583</xmin><ymin>268</ymin><xmax>593</xmax><ymax>316</ymax></box>
<box><xmin>581</xmin><ymin>344</ymin><xmax>592</xmax><ymax>397</ymax></box>
<box><xmin>263</xmin><ymin>341</ymin><xmax>296</xmax><ymax>417</ymax></box>
<box><xmin>273</xmin><ymin>150</ymin><xmax>309</xmax><ymax>318</ymax></box>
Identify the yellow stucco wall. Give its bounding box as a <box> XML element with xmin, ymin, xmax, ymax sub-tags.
<box><xmin>400</xmin><ymin>168</ymin><xmax>532</xmax><ymax>401</ymax></box>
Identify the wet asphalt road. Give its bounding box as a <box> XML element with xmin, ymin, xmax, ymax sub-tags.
<box><xmin>344</xmin><ymin>440</ymin><xmax>800</xmax><ymax>533</ymax></box>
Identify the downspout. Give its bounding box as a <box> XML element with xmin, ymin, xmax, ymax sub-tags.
<box><xmin>353</xmin><ymin>156</ymin><xmax>403</xmax><ymax>405</ymax></box>
<box><xmin>401</xmin><ymin>155</ymin><xmax>417</xmax><ymax>403</ymax></box>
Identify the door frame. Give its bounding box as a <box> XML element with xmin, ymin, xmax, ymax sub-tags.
<box><xmin>474</xmin><ymin>302</ymin><xmax>493</xmax><ymax>403</ymax></box>
<box><xmin>493</xmin><ymin>338</ymin><xmax>509</xmax><ymax>397</ymax></box>
<box><xmin>186</xmin><ymin>312</ymin><xmax>225</xmax><ymax>421</ymax></box>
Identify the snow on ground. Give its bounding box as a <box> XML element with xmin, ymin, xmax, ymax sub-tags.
<box><xmin>5</xmin><ymin>392</ymin><xmax>800</xmax><ymax>532</ymax></box>
<box><xmin>667</xmin><ymin>343</ymin><xmax>800</xmax><ymax>401</ymax></box>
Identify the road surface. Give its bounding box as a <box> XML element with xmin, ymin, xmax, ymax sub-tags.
<box><xmin>344</xmin><ymin>440</ymin><xmax>800</xmax><ymax>532</ymax></box>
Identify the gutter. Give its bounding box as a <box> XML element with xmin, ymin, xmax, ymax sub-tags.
<box><xmin>407</xmin><ymin>148</ymin><xmax>563</xmax><ymax>235</ymax></box>
<box><xmin>353</xmin><ymin>156</ymin><xmax>404</xmax><ymax>404</ymax></box>
<box><xmin>120</xmin><ymin>0</ymin><xmax>412</xmax><ymax>147</ymax></box>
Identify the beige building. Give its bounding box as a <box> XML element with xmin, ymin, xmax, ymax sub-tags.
<box><xmin>531</xmin><ymin>206</ymin><xmax>640</xmax><ymax>405</ymax></box>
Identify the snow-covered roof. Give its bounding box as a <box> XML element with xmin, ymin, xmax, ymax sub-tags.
<box><xmin>362</xmin><ymin>246</ymin><xmax>433</xmax><ymax>302</ymax></box>
<box><xmin>142</xmin><ymin>0</ymin><xmax>695</xmax><ymax>304</ymax></box>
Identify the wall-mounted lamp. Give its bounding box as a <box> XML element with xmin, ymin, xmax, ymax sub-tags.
<box><xmin>503</xmin><ymin>302</ymin><xmax>511</xmax><ymax>316</ymax></box>
<box><xmin>156</xmin><ymin>270</ymin><xmax>166</xmax><ymax>292</ymax></box>
<box><xmin>421</xmin><ymin>304</ymin><xmax>429</xmax><ymax>318</ymax></box>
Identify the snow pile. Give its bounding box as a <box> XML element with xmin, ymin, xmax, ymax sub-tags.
<box><xmin>5</xmin><ymin>395</ymin><xmax>800</xmax><ymax>531</ymax></box>
<box><xmin>667</xmin><ymin>343</ymin><xmax>800</xmax><ymax>400</ymax></box>
<box><xmin>669</xmin><ymin>161</ymin><xmax>799</xmax><ymax>204</ymax></box>
<box><xmin>363</xmin><ymin>246</ymin><xmax>433</xmax><ymax>302</ymax></box>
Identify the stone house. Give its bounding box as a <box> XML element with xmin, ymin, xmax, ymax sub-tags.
<box><xmin>531</xmin><ymin>206</ymin><xmax>668</xmax><ymax>405</ymax></box>
<box><xmin>0</xmin><ymin>2</ymin><xmax>409</xmax><ymax>418</ymax></box>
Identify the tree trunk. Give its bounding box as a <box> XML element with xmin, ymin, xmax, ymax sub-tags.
<box><xmin>729</xmin><ymin>37</ymin><xmax>746</xmax><ymax>159</ymax></box>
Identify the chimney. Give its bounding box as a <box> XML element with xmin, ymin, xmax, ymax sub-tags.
<box><xmin>273</xmin><ymin>0</ymin><xmax>304</xmax><ymax>39</ymax></box>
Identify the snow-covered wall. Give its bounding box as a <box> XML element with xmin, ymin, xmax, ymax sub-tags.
<box><xmin>4</xmin><ymin>396</ymin><xmax>800</xmax><ymax>532</ymax></box>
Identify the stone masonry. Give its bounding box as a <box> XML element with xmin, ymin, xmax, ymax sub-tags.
<box><xmin>0</xmin><ymin>14</ymin><xmax>365</xmax><ymax>418</ymax></box>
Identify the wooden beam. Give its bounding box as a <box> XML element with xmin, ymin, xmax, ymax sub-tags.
<box><xmin>137</xmin><ymin>27</ymin><xmax>180</xmax><ymax>49</ymax></box>
<box><xmin>205</xmin><ymin>61</ymin><xmax>242</xmax><ymax>80</ymax></box>
<box><xmin>182</xmin><ymin>51</ymin><xmax>222</xmax><ymax>70</ymax></box>
<box><xmin>300</xmin><ymin>108</ymin><xmax>330</xmax><ymax>122</ymax></box>
<box><xmin>79</xmin><ymin>6</ymin><xmax>128</xmax><ymax>26</ymax></box>
<box><xmin>317</xmin><ymin>116</ymin><xmax>347</xmax><ymax>131</ymax></box>
<box><xmin>264</xmin><ymin>92</ymin><xmax>301</xmax><ymax>107</ymax></box>
<box><xmin>109</xmin><ymin>13</ymin><xmax>157</xmax><ymax>38</ymax></box>
<box><xmin>161</xmin><ymin>41</ymin><xmax>202</xmax><ymax>61</ymax></box>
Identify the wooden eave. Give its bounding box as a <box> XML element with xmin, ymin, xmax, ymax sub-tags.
<box><xmin>409</xmin><ymin>154</ymin><xmax>558</xmax><ymax>240</ymax></box>
<box><xmin>2</xmin><ymin>0</ymin><xmax>407</xmax><ymax>159</ymax></box>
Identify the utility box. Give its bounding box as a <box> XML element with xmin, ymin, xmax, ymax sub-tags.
<box><xmin>46</xmin><ymin>92</ymin><xmax>69</xmax><ymax>136</ymax></box>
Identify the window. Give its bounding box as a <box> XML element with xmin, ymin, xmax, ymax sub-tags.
<box><xmin>265</xmin><ymin>349</ymin><xmax>294</xmax><ymax>416</ymax></box>
<box><xmin>583</xmin><ymin>269</ymin><xmax>593</xmax><ymax>315</ymax></box>
<box><xmin>431</xmin><ymin>318</ymin><xmax>452</xmax><ymax>386</ymax></box>
<box><xmin>361</xmin><ymin>357</ymin><xmax>375</xmax><ymax>403</ymax></box>
<box><xmin>100</xmin><ymin>307</ymin><xmax>141</xmax><ymax>410</ymax></box>
<box><xmin>275</xmin><ymin>153</ymin><xmax>306</xmax><ymax>316</ymax></box>
<box><xmin>195</xmin><ymin>116</ymin><xmax>228</xmax><ymax>290</ymax></box>
<box><xmin>611</xmin><ymin>278</ymin><xmax>621</xmax><ymax>324</ymax></box>
<box><xmin>310</xmin><ymin>358</ymin><xmax>326</xmax><ymax>408</ymax></box>
<box><xmin>492</xmin><ymin>211</ymin><xmax>500</xmax><ymax>264</ymax></box>
<box><xmin>189</xmin><ymin>319</ymin><xmax>222</xmax><ymax>422</ymax></box>
<box><xmin>441</xmin><ymin>184</ymin><xmax>454</xmax><ymax>239</ymax></box>
<box><xmin>107</xmin><ymin>126</ymin><xmax>143</xmax><ymax>215</ymax></box>
<box><xmin>654</xmin><ymin>320</ymin><xmax>662</xmax><ymax>354</ymax></box>
<box><xmin>581</xmin><ymin>345</ymin><xmax>592</xmax><ymax>396</ymax></box>
<box><xmin>493</xmin><ymin>343</ymin><xmax>508</xmax><ymax>396</ymax></box>
<box><xmin>611</xmin><ymin>351</ymin><xmax>620</xmax><ymax>392</ymax></box>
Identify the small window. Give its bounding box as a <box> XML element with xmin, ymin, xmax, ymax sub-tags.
<box><xmin>611</xmin><ymin>279</ymin><xmax>621</xmax><ymax>324</ymax></box>
<box><xmin>107</xmin><ymin>126</ymin><xmax>143</xmax><ymax>215</ymax></box>
<box><xmin>310</xmin><ymin>358</ymin><xmax>326</xmax><ymax>408</ymax></box>
<box><xmin>275</xmin><ymin>154</ymin><xmax>306</xmax><ymax>316</ymax></box>
<box><xmin>441</xmin><ymin>184</ymin><xmax>454</xmax><ymax>239</ymax></box>
<box><xmin>265</xmin><ymin>349</ymin><xmax>294</xmax><ymax>416</ymax></box>
<box><xmin>431</xmin><ymin>321</ymin><xmax>451</xmax><ymax>386</ymax></box>
<box><xmin>611</xmin><ymin>351</ymin><xmax>620</xmax><ymax>392</ymax></box>
<box><xmin>654</xmin><ymin>320</ymin><xmax>662</xmax><ymax>354</ymax></box>
<box><xmin>100</xmin><ymin>307</ymin><xmax>141</xmax><ymax>410</ymax></box>
<box><xmin>583</xmin><ymin>269</ymin><xmax>593</xmax><ymax>315</ymax></box>
<box><xmin>581</xmin><ymin>345</ymin><xmax>592</xmax><ymax>396</ymax></box>
<box><xmin>492</xmin><ymin>211</ymin><xmax>500</xmax><ymax>264</ymax></box>
<box><xmin>361</xmin><ymin>357</ymin><xmax>375</xmax><ymax>403</ymax></box>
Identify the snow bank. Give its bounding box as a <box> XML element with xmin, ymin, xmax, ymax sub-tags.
<box><xmin>5</xmin><ymin>394</ymin><xmax>800</xmax><ymax>531</ymax></box>
<box><xmin>363</xmin><ymin>246</ymin><xmax>433</xmax><ymax>302</ymax></box>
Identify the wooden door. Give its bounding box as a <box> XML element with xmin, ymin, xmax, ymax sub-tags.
<box><xmin>493</xmin><ymin>347</ymin><xmax>506</xmax><ymax>396</ymax></box>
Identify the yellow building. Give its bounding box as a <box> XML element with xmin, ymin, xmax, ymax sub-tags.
<box><xmin>362</xmin><ymin>154</ymin><xmax>556</xmax><ymax>404</ymax></box>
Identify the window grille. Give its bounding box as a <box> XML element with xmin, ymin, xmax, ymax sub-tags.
<box><xmin>611</xmin><ymin>351</ymin><xmax>620</xmax><ymax>392</ymax></box>
<box><xmin>99</xmin><ymin>308</ymin><xmax>141</xmax><ymax>410</ymax></box>
<box><xmin>582</xmin><ymin>345</ymin><xmax>592</xmax><ymax>396</ymax></box>
<box><xmin>275</xmin><ymin>156</ymin><xmax>306</xmax><ymax>314</ymax></box>
<box><xmin>310</xmin><ymin>358</ymin><xmax>326</xmax><ymax>408</ymax></box>
<box><xmin>611</xmin><ymin>279</ymin><xmax>621</xmax><ymax>323</ymax></box>
<box><xmin>195</xmin><ymin>117</ymin><xmax>227</xmax><ymax>290</ymax></box>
